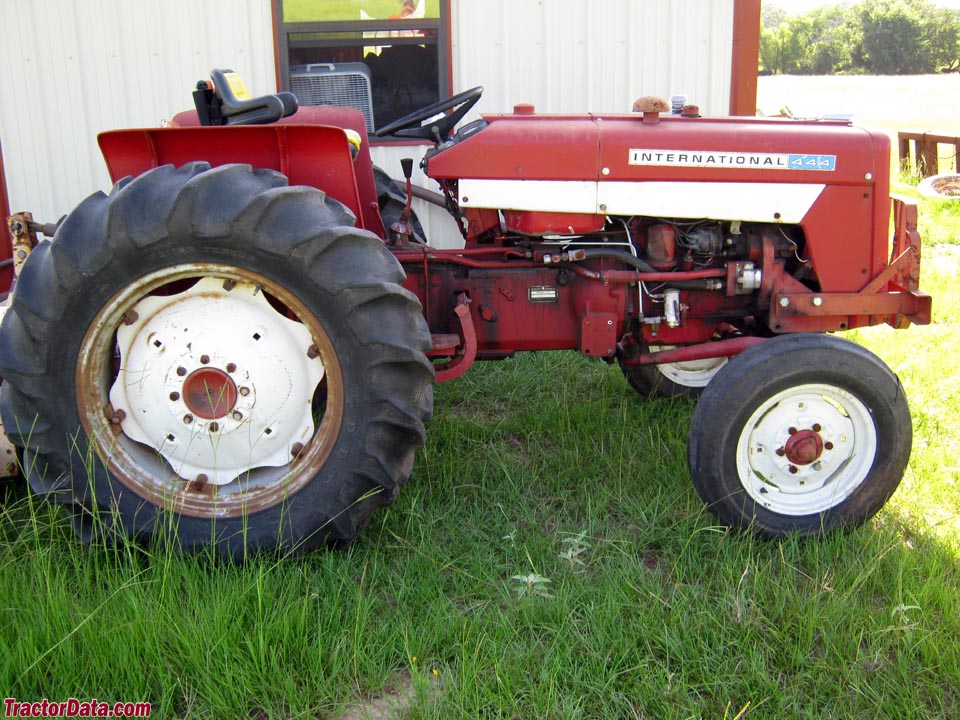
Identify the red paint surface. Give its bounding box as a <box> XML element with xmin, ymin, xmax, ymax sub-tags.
<box><xmin>101</xmin><ymin>107</ymin><xmax>386</xmax><ymax>235</ymax></box>
<box><xmin>0</xmin><ymin>140</ymin><xmax>12</xmax><ymax>291</ymax></box>
<box><xmin>92</xmin><ymin>106</ymin><xmax>925</xmax><ymax>378</ymax></box>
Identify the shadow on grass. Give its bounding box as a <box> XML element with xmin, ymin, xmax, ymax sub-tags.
<box><xmin>0</xmin><ymin>348</ymin><xmax>957</xmax><ymax>718</ymax></box>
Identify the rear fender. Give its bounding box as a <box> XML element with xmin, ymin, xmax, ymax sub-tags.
<box><xmin>98</xmin><ymin>126</ymin><xmax>368</xmax><ymax>231</ymax></box>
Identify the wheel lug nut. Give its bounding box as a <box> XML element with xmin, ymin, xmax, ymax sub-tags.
<box><xmin>183</xmin><ymin>414</ymin><xmax>194</xmax><ymax>424</ymax></box>
<box><xmin>222</xmin><ymin>279</ymin><xmax>237</xmax><ymax>291</ymax></box>
<box><xmin>788</xmin><ymin>427</ymin><xmax>798</xmax><ymax>435</ymax></box>
<box><xmin>169</xmin><ymin>391</ymin><xmax>180</xmax><ymax>401</ymax></box>
<box><xmin>176</xmin><ymin>366</ymin><xmax>187</xmax><ymax>377</ymax></box>
<box><xmin>789</xmin><ymin>465</ymin><xmax>798</xmax><ymax>474</ymax></box>
<box><xmin>307</xmin><ymin>344</ymin><xmax>320</xmax><ymax>359</ymax></box>
<box><xmin>291</xmin><ymin>442</ymin><xmax>304</xmax><ymax>458</ymax></box>
<box><xmin>122</xmin><ymin>310</ymin><xmax>139</xmax><ymax>326</ymax></box>
<box><xmin>226</xmin><ymin>362</ymin><xmax>237</xmax><ymax>373</ymax></box>
<box><xmin>776</xmin><ymin>447</ymin><xmax>786</xmax><ymax>457</ymax></box>
<box><xmin>189</xmin><ymin>474</ymin><xmax>209</xmax><ymax>492</ymax></box>
<box><xmin>824</xmin><ymin>442</ymin><xmax>834</xmax><ymax>450</ymax></box>
<box><xmin>209</xmin><ymin>421</ymin><xmax>219</xmax><ymax>433</ymax></box>
<box><xmin>200</xmin><ymin>354</ymin><xmax>210</xmax><ymax>364</ymax></box>
<box><xmin>812</xmin><ymin>423</ymin><xmax>822</xmax><ymax>432</ymax></box>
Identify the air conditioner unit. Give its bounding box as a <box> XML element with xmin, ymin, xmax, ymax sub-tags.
<box><xmin>289</xmin><ymin>63</ymin><xmax>375</xmax><ymax>133</ymax></box>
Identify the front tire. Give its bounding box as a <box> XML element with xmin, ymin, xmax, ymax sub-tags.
<box><xmin>0</xmin><ymin>163</ymin><xmax>434</xmax><ymax>558</ymax></box>
<box><xmin>687</xmin><ymin>334</ymin><xmax>911</xmax><ymax>537</ymax></box>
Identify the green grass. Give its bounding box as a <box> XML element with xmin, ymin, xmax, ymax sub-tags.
<box><xmin>1</xmin><ymin>199</ymin><xmax>958</xmax><ymax>717</ymax></box>
<box><xmin>281</xmin><ymin>0</ymin><xmax>441</xmax><ymax>22</ymax></box>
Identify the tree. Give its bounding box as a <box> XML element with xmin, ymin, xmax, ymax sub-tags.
<box><xmin>760</xmin><ymin>0</ymin><xmax>960</xmax><ymax>75</ymax></box>
<box><xmin>851</xmin><ymin>0</ymin><xmax>927</xmax><ymax>73</ymax></box>
<box><xmin>760</xmin><ymin>16</ymin><xmax>812</xmax><ymax>74</ymax></box>
<box><xmin>762</xmin><ymin>3</ymin><xmax>788</xmax><ymax>30</ymax></box>
<box><xmin>804</xmin><ymin>5</ymin><xmax>853</xmax><ymax>74</ymax></box>
<box><xmin>760</xmin><ymin>6</ymin><xmax>850</xmax><ymax>75</ymax></box>
<box><xmin>924</xmin><ymin>4</ymin><xmax>960</xmax><ymax>71</ymax></box>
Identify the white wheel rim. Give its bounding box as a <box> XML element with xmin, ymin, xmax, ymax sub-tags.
<box><xmin>654</xmin><ymin>345</ymin><xmax>727</xmax><ymax>388</ymax></box>
<box><xmin>109</xmin><ymin>277</ymin><xmax>324</xmax><ymax>485</ymax></box>
<box><xmin>77</xmin><ymin>263</ymin><xmax>343</xmax><ymax>518</ymax></box>
<box><xmin>735</xmin><ymin>383</ymin><xmax>877</xmax><ymax>515</ymax></box>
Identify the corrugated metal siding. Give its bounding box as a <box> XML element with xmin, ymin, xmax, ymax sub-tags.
<box><xmin>0</xmin><ymin>0</ymin><xmax>275</xmax><ymax>224</ymax></box>
<box><xmin>452</xmin><ymin>0</ymin><xmax>733</xmax><ymax>117</ymax></box>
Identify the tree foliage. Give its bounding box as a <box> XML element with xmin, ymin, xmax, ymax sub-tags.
<box><xmin>760</xmin><ymin>0</ymin><xmax>960</xmax><ymax>75</ymax></box>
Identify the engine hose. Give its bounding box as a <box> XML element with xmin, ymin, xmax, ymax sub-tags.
<box><xmin>662</xmin><ymin>279</ymin><xmax>721</xmax><ymax>289</ymax></box>
<box><xmin>581</xmin><ymin>248</ymin><xmax>659</xmax><ymax>273</ymax></box>
<box><xmin>580</xmin><ymin>248</ymin><xmax>722</xmax><ymax>289</ymax></box>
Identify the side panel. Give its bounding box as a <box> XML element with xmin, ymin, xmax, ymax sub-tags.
<box><xmin>401</xmin><ymin>263</ymin><xmax>628</xmax><ymax>357</ymax></box>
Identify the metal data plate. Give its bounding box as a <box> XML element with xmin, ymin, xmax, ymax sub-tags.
<box><xmin>528</xmin><ymin>286</ymin><xmax>559</xmax><ymax>303</ymax></box>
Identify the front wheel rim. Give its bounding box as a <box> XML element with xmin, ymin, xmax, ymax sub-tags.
<box><xmin>76</xmin><ymin>263</ymin><xmax>343</xmax><ymax>518</ymax></box>
<box><xmin>735</xmin><ymin>383</ymin><xmax>877</xmax><ymax>516</ymax></box>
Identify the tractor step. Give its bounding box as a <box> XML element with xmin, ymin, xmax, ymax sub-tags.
<box><xmin>429</xmin><ymin>333</ymin><xmax>460</xmax><ymax>357</ymax></box>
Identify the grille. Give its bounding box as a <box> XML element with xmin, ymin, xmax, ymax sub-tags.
<box><xmin>289</xmin><ymin>63</ymin><xmax>375</xmax><ymax>132</ymax></box>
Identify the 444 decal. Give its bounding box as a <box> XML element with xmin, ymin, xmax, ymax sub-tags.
<box><xmin>788</xmin><ymin>154</ymin><xmax>836</xmax><ymax>171</ymax></box>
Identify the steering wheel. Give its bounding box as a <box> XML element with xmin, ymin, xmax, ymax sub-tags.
<box><xmin>375</xmin><ymin>86</ymin><xmax>483</xmax><ymax>141</ymax></box>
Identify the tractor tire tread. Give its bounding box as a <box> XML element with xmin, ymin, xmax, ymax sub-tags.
<box><xmin>0</xmin><ymin>162</ymin><xmax>433</xmax><ymax>558</ymax></box>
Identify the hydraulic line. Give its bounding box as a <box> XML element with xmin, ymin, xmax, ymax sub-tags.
<box><xmin>580</xmin><ymin>248</ymin><xmax>724</xmax><ymax>289</ymax></box>
<box><xmin>393</xmin><ymin>247</ymin><xmax>726</xmax><ymax>288</ymax></box>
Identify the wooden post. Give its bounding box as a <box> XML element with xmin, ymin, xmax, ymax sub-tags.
<box><xmin>921</xmin><ymin>135</ymin><xmax>939</xmax><ymax>176</ymax></box>
<box><xmin>898</xmin><ymin>134</ymin><xmax>911</xmax><ymax>173</ymax></box>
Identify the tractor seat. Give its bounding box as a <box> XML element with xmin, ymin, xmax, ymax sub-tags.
<box><xmin>195</xmin><ymin>69</ymin><xmax>299</xmax><ymax>126</ymax></box>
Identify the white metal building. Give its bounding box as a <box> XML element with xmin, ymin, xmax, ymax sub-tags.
<box><xmin>0</xmin><ymin>0</ymin><xmax>759</xmax><ymax>247</ymax></box>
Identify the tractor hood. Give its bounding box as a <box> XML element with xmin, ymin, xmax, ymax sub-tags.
<box><xmin>424</xmin><ymin>110</ymin><xmax>890</xmax><ymax>226</ymax></box>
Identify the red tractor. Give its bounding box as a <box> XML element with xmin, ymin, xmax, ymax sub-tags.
<box><xmin>0</xmin><ymin>72</ymin><xmax>931</xmax><ymax>558</ymax></box>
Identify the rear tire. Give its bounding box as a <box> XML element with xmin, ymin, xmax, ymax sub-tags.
<box><xmin>688</xmin><ymin>334</ymin><xmax>911</xmax><ymax>537</ymax></box>
<box><xmin>0</xmin><ymin>163</ymin><xmax>434</xmax><ymax>558</ymax></box>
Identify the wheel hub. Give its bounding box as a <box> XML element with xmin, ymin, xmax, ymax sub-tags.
<box><xmin>182</xmin><ymin>367</ymin><xmax>238</xmax><ymax>419</ymax></box>
<box><xmin>108</xmin><ymin>276</ymin><xmax>325</xmax><ymax>486</ymax></box>
<box><xmin>782</xmin><ymin>429</ymin><xmax>824</xmax><ymax>466</ymax></box>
